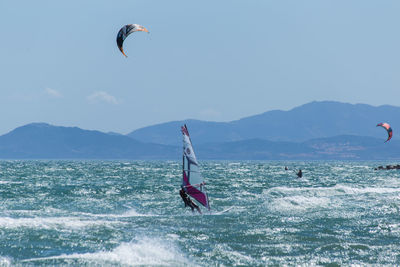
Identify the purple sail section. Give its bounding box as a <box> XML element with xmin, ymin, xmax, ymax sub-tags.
<box><xmin>187</xmin><ymin>187</ymin><xmax>208</xmax><ymax>208</ymax></box>
<box><xmin>183</xmin><ymin>171</ymin><xmax>209</xmax><ymax>209</ymax></box>
<box><xmin>182</xmin><ymin>170</ymin><xmax>189</xmax><ymax>187</ymax></box>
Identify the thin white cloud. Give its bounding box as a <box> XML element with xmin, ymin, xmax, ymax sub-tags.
<box><xmin>45</xmin><ymin>88</ymin><xmax>62</xmax><ymax>98</ymax></box>
<box><xmin>87</xmin><ymin>91</ymin><xmax>118</xmax><ymax>105</ymax></box>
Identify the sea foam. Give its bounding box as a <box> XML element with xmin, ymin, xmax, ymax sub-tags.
<box><xmin>23</xmin><ymin>237</ymin><xmax>194</xmax><ymax>266</ymax></box>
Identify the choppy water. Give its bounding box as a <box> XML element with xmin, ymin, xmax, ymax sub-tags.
<box><xmin>0</xmin><ymin>161</ymin><xmax>399</xmax><ymax>266</ymax></box>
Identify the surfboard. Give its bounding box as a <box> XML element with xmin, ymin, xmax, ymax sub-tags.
<box><xmin>214</xmin><ymin>207</ymin><xmax>233</xmax><ymax>215</ymax></box>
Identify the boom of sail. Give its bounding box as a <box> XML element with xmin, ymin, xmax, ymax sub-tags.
<box><xmin>181</xmin><ymin>125</ymin><xmax>210</xmax><ymax>210</ymax></box>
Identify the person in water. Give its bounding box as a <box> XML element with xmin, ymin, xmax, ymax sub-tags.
<box><xmin>285</xmin><ymin>166</ymin><xmax>288</xmax><ymax>171</ymax></box>
<box><xmin>179</xmin><ymin>188</ymin><xmax>201</xmax><ymax>214</ymax></box>
<box><xmin>296</xmin><ymin>169</ymin><xmax>303</xmax><ymax>178</ymax></box>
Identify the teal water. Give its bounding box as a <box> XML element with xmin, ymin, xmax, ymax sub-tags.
<box><xmin>0</xmin><ymin>161</ymin><xmax>399</xmax><ymax>266</ymax></box>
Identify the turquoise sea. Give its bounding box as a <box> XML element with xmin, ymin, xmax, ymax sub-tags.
<box><xmin>0</xmin><ymin>161</ymin><xmax>399</xmax><ymax>266</ymax></box>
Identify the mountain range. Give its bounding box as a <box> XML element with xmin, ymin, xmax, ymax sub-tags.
<box><xmin>0</xmin><ymin>123</ymin><xmax>178</xmax><ymax>159</ymax></box>
<box><xmin>128</xmin><ymin>101</ymin><xmax>400</xmax><ymax>145</ymax></box>
<box><xmin>0</xmin><ymin>101</ymin><xmax>398</xmax><ymax>160</ymax></box>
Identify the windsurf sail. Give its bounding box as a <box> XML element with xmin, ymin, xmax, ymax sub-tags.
<box><xmin>181</xmin><ymin>125</ymin><xmax>210</xmax><ymax>210</ymax></box>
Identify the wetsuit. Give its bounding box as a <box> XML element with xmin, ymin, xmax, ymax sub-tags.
<box><xmin>297</xmin><ymin>170</ymin><xmax>302</xmax><ymax>178</ymax></box>
<box><xmin>179</xmin><ymin>189</ymin><xmax>201</xmax><ymax>214</ymax></box>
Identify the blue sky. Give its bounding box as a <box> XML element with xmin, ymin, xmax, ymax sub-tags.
<box><xmin>0</xmin><ymin>1</ymin><xmax>399</xmax><ymax>134</ymax></box>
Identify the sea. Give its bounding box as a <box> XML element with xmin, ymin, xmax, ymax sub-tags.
<box><xmin>0</xmin><ymin>160</ymin><xmax>399</xmax><ymax>266</ymax></box>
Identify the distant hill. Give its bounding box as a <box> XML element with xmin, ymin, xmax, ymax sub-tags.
<box><xmin>0</xmin><ymin>100</ymin><xmax>399</xmax><ymax>160</ymax></box>
<box><xmin>0</xmin><ymin>123</ymin><xmax>398</xmax><ymax>160</ymax></box>
<box><xmin>0</xmin><ymin>123</ymin><xmax>178</xmax><ymax>159</ymax></box>
<box><xmin>127</xmin><ymin>101</ymin><xmax>400</xmax><ymax>146</ymax></box>
<box><xmin>196</xmin><ymin>135</ymin><xmax>400</xmax><ymax>160</ymax></box>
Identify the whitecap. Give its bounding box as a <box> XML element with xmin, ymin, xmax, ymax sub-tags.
<box><xmin>70</xmin><ymin>208</ymin><xmax>154</xmax><ymax>218</ymax></box>
<box><xmin>0</xmin><ymin>256</ymin><xmax>12</xmax><ymax>267</ymax></box>
<box><xmin>22</xmin><ymin>237</ymin><xmax>195</xmax><ymax>266</ymax></box>
<box><xmin>0</xmin><ymin>216</ymin><xmax>122</xmax><ymax>230</ymax></box>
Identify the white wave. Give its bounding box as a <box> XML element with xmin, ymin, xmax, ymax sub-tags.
<box><xmin>23</xmin><ymin>237</ymin><xmax>194</xmax><ymax>266</ymax></box>
<box><xmin>264</xmin><ymin>184</ymin><xmax>400</xmax><ymax>213</ymax></box>
<box><xmin>264</xmin><ymin>184</ymin><xmax>400</xmax><ymax>198</ymax></box>
<box><xmin>119</xmin><ymin>208</ymin><xmax>143</xmax><ymax>217</ymax></box>
<box><xmin>0</xmin><ymin>257</ymin><xmax>11</xmax><ymax>267</ymax></box>
<box><xmin>334</xmin><ymin>185</ymin><xmax>400</xmax><ymax>195</ymax></box>
<box><xmin>72</xmin><ymin>208</ymin><xmax>154</xmax><ymax>218</ymax></box>
<box><xmin>1</xmin><ymin>207</ymin><xmax>65</xmax><ymax>217</ymax></box>
<box><xmin>268</xmin><ymin>195</ymin><xmax>331</xmax><ymax>212</ymax></box>
<box><xmin>4</xmin><ymin>208</ymin><xmax>154</xmax><ymax>220</ymax></box>
<box><xmin>0</xmin><ymin>216</ymin><xmax>122</xmax><ymax>230</ymax></box>
<box><xmin>91</xmin><ymin>208</ymin><xmax>150</xmax><ymax>218</ymax></box>
<box><xmin>0</xmin><ymin>181</ymin><xmax>23</xmax><ymax>185</ymax></box>
<box><xmin>207</xmin><ymin>244</ymin><xmax>256</xmax><ymax>266</ymax></box>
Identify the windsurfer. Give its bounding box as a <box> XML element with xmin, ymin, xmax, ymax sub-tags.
<box><xmin>179</xmin><ymin>188</ymin><xmax>202</xmax><ymax>214</ymax></box>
